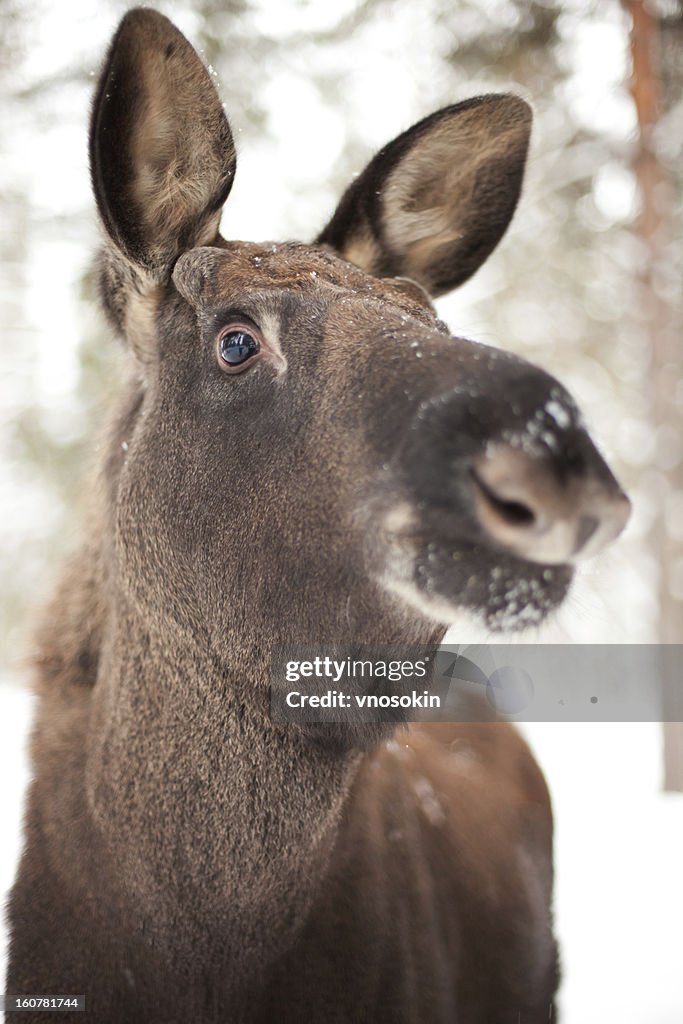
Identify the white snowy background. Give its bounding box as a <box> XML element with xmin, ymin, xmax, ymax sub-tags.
<box><xmin>1</xmin><ymin>0</ymin><xmax>682</xmax><ymax>1020</ymax></box>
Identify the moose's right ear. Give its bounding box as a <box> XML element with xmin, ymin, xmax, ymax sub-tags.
<box><xmin>90</xmin><ymin>8</ymin><xmax>236</xmax><ymax>281</ymax></box>
<box><xmin>317</xmin><ymin>95</ymin><xmax>531</xmax><ymax>298</ymax></box>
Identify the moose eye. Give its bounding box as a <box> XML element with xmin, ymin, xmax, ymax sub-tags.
<box><xmin>216</xmin><ymin>324</ymin><xmax>261</xmax><ymax>373</ymax></box>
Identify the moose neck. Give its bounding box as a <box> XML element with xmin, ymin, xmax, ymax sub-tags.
<box><xmin>84</xmin><ymin>564</ymin><xmax>443</xmax><ymax>974</ymax></box>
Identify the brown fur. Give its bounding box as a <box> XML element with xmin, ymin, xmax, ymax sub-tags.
<box><xmin>7</xmin><ymin>10</ymin><xmax>629</xmax><ymax>1022</ymax></box>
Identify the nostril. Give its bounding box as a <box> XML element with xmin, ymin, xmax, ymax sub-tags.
<box><xmin>469</xmin><ymin>442</ymin><xmax>631</xmax><ymax>565</ymax></box>
<box><xmin>471</xmin><ymin>471</ymin><xmax>536</xmax><ymax>528</ymax></box>
<box><xmin>574</xmin><ymin>494</ymin><xmax>631</xmax><ymax>556</ymax></box>
<box><xmin>493</xmin><ymin>497</ymin><xmax>536</xmax><ymax>528</ymax></box>
<box><xmin>574</xmin><ymin>514</ymin><xmax>599</xmax><ymax>553</ymax></box>
<box><xmin>469</xmin><ymin>444</ymin><xmax>566</xmax><ymax>562</ymax></box>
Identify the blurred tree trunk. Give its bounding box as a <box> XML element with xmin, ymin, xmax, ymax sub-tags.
<box><xmin>623</xmin><ymin>0</ymin><xmax>683</xmax><ymax>791</ymax></box>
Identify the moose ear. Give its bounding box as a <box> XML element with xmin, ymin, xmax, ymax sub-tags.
<box><xmin>317</xmin><ymin>95</ymin><xmax>531</xmax><ymax>297</ymax></box>
<box><xmin>90</xmin><ymin>8</ymin><xmax>236</xmax><ymax>280</ymax></box>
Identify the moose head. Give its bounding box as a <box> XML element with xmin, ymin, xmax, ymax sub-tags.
<box><xmin>90</xmin><ymin>9</ymin><xmax>629</xmax><ymax>660</ymax></box>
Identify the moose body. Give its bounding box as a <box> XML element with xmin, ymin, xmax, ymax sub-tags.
<box><xmin>7</xmin><ymin>10</ymin><xmax>630</xmax><ymax>1023</ymax></box>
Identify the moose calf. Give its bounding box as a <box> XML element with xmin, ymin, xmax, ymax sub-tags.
<box><xmin>7</xmin><ymin>9</ymin><xmax>629</xmax><ymax>1023</ymax></box>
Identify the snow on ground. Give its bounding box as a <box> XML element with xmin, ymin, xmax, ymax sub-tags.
<box><xmin>1</xmin><ymin>685</ymin><xmax>681</xmax><ymax>1020</ymax></box>
<box><xmin>522</xmin><ymin>721</ymin><xmax>683</xmax><ymax>1023</ymax></box>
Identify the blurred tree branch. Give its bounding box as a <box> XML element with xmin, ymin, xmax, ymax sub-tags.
<box><xmin>623</xmin><ymin>0</ymin><xmax>683</xmax><ymax>790</ymax></box>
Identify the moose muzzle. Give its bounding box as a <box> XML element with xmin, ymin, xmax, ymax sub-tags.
<box><xmin>394</xmin><ymin>349</ymin><xmax>630</xmax><ymax>571</ymax></box>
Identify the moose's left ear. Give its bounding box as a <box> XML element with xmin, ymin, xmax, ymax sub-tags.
<box><xmin>317</xmin><ymin>95</ymin><xmax>531</xmax><ymax>297</ymax></box>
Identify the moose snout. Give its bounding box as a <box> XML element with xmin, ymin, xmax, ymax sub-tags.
<box><xmin>397</xmin><ymin>367</ymin><xmax>631</xmax><ymax>570</ymax></box>
<box><xmin>470</xmin><ymin>442</ymin><xmax>631</xmax><ymax>565</ymax></box>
